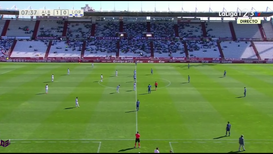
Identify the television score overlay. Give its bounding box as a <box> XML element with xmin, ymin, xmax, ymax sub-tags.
<box><xmin>19</xmin><ymin>9</ymin><xmax>84</xmax><ymax>17</ymax></box>
<box><xmin>237</xmin><ymin>18</ymin><xmax>262</xmax><ymax>24</ymax></box>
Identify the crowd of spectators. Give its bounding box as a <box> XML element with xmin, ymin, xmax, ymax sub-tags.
<box><xmin>66</xmin><ymin>23</ymin><xmax>91</xmax><ymax>39</ymax></box>
<box><xmin>51</xmin><ymin>39</ymin><xmax>83</xmax><ymax>52</ymax></box>
<box><xmin>95</xmin><ymin>22</ymin><xmax>119</xmax><ymax>37</ymax></box>
<box><xmin>123</xmin><ymin>22</ymin><xmax>147</xmax><ymax>38</ymax></box>
<box><xmin>178</xmin><ymin>23</ymin><xmax>203</xmax><ymax>38</ymax></box>
<box><xmin>0</xmin><ymin>39</ymin><xmax>14</xmax><ymax>58</ymax></box>
<box><xmin>153</xmin><ymin>40</ymin><xmax>180</xmax><ymax>56</ymax></box>
<box><xmin>186</xmin><ymin>40</ymin><xmax>219</xmax><ymax>57</ymax></box>
<box><xmin>85</xmin><ymin>39</ymin><xmax>118</xmax><ymax>54</ymax></box>
<box><xmin>119</xmin><ymin>39</ymin><xmax>150</xmax><ymax>56</ymax></box>
<box><xmin>150</xmin><ymin>22</ymin><xmax>175</xmax><ymax>37</ymax></box>
<box><xmin>38</xmin><ymin>21</ymin><xmax>64</xmax><ymax>37</ymax></box>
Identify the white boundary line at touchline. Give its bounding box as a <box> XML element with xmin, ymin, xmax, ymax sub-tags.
<box><xmin>8</xmin><ymin>139</ymin><xmax>273</xmax><ymax>141</ymax></box>
<box><xmin>135</xmin><ymin>64</ymin><xmax>138</xmax><ymax>133</ymax></box>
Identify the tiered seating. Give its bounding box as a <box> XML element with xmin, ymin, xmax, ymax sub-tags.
<box><xmin>119</xmin><ymin>39</ymin><xmax>150</xmax><ymax>57</ymax></box>
<box><xmin>95</xmin><ymin>21</ymin><xmax>119</xmax><ymax>37</ymax></box>
<box><xmin>262</xmin><ymin>22</ymin><xmax>273</xmax><ymax>39</ymax></box>
<box><xmin>0</xmin><ymin>20</ymin><xmax>6</xmax><ymax>34</ymax></box>
<box><xmin>150</xmin><ymin>22</ymin><xmax>175</xmax><ymax>37</ymax></box>
<box><xmin>220</xmin><ymin>41</ymin><xmax>257</xmax><ymax>59</ymax></box>
<box><xmin>48</xmin><ymin>40</ymin><xmax>82</xmax><ymax>57</ymax></box>
<box><xmin>66</xmin><ymin>23</ymin><xmax>91</xmax><ymax>39</ymax></box>
<box><xmin>153</xmin><ymin>40</ymin><xmax>185</xmax><ymax>57</ymax></box>
<box><xmin>84</xmin><ymin>39</ymin><xmax>117</xmax><ymax>57</ymax></box>
<box><xmin>37</xmin><ymin>21</ymin><xmax>64</xmax><ymax>37</ymax></box>
<box><xmin>233</xmin><ymin>23</ymin><xmax>262</xmax><ymax>39</ymax></box>
<box><xmin>0</xmin><ymin>39</ymin><xmax>14</xmax><ymax>58</ymax></box>
<box><xmin>123</xmin><ymin>22</ymin><xmax>146</xmax><ymax>38</ymax></box>
<box><xmin>6</xmin><ymin>21</ymin><xmax>35</xmax><ymax>37</ymax></box>
<box><xmin>206</xmin><ymin>22</ymin><xmax>232</xmax><ymax>38</ymax></box>
<box><xmin>178</xmin><ymin>23</ymin><xmax>202</xmax><ymax>38</ymax></box>
<box><xmin>253</xmin><ymin>42</ymin><xmax>273</xmax><ymax>60</ymax></box>
<box><xmin>186</xmin><ymin>40</ymin><xmax>220</xmax><ymax>58</ymax></box>
<box><xmin>11</xmin><ymin>40</ymin><xmax>48</xmax><ymax>57</ymax></box>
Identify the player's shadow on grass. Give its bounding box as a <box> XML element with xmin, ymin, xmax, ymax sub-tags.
<box><xmin>93</xmin><ymin>81</ymin><xmax>98</xmax><ymax>83</ymax></box>
<box><xmin>219</xmin><ymin>76</ymin><xmax>224</xmax><ymax>78</ymax></box>
<box><xmin>181</xmin><ymin>82</ymin><xmax>188</xmax><ymax>84</ymax></box>
<box><xmin>139</xmin><ymin>93</ymin><xmax>149</xmax><ymax>95</ymax></box>
<box><xmin>125</xmin><ymin>110</ymin><xmax>136</xmax><ymax>113</ymax></box>
<box><xmin>236</xmin><ymin>96</ymin><xmax>244</xmax><ymax>98</ymax></box>
<box><xmin>146</xmin><ymin>74</ymin><xmax>150</xmax><ymax>76</ymax></box>
<box><xmin>109</xmin><ymin>92</ymin><xmax>115</xmax><ymax>94</ymax></box>
<box><xmin>65</xmin><ymin>107</ymin><xmax>75</xmax><ymax>110</ymax></box>
<box><xmin>36</xmin><ymin>93</ymin><xmax>45</xmax><ymax>95</ymax></box>
<box><xmin>60</xmin><ymin>74</ymin><xmax>67</xmax><ymax>76</ymax></box>
<box><xmin>126</xmin><ymin>90</ymin><xmax>133</xmax><ymax>92</ymax></box>
<box><xmin>118</xmin><ymin>147</ymin><xmax>135</xmax><ymax>152</ymax></box>
<box><xmin>228</xmin><ymin>151</ymin><xmax>241</xmax><ymax>153</ymax></box>
<box><xmin>126</xmin><ymin>81</ymin><xmax>133</xmax><ymax>83</ymax></box>
<box><xmin>110</xmin><ymin>75</ymin><xmax>115</xmax><ymax>77</ymax></box>
<box><xmin>213</xmin><ymin>135</ymin><xmax>227</xmax><ymax>139</ymax></box>
<box><xmin>43</xmin><ymin>81</ymin><xmax>50</xmax><ymax>83</ymax></box>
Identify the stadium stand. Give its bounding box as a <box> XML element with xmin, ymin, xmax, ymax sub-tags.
<box><xmin>232</xmin><ymin>22</ymin><xmax>262</xmax><ymax>39</ymax></box>
<box><xmin>95</xmin><ymin>21</ymin><xmax>119</xmax><ymax>37</ymax></box>
<box><xmin>205</xmin><ymin>22</ymin><xmax>232</xmax><ymax>38</ymax></box>
<box><xmin>178</xmin><ymin>23</ymin><xmax>203</xmax><ymax>38</ymax></box>
<box><xmin>119</xmin><ymin>39</ymin><xmax>150</xmax><ymax>57</ymax></box>
<box><xmin>220</xmin><ymin>41</ymin><xmax>257</xmax><ymax>59</ymax></box>
<box><xmin>262</xmin><ymin>21</ymin><xmax>273</xmax><ymax>39</ymax></box>
<box><xmin>66</xmin><ymin>23</ymin><xmax>91</xmax><ymax>39</ymax></box>
<box><xmin>150</xmin><ymin>21</ymin><xmax>175</xmax><ymax>37</ymax></box>
<box><xmin>6</xmin><ymin>20</ymin><xmax>35</xmax><ymax>37</ymax></box>
<box><xmin>11</xmin><ymin>40</ymin><xmax>48</xmax><ymax>57</ymax></box>
<box><xmin>37</xmin><ymin>20</ymin><xmax>64</xmax><ymax>37</ymax></box>
<box><xmin>84</xmin><ymin>39</ymin><xmax>117</xmax><ymax>57</ymax></box>
<box><xmin>123</xmin><ymin>22</ymin><xmax>147</xmax><ymax>38</ymax></box>
<box><xmin>47</xmin><ymin>40</ymin><xmax>82</xmax><ymax>57</ymax></box>
<box><xmin>253</xmin><ymin>42</ymin><xmax>273</xmax><ymax>60</ymax></box>
<box><xmin>186</xmin><ymin>40</ymin><xmax>221</xmax><ymax>58</ymax></box>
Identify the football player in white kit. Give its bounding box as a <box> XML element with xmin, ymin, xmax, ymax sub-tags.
<box><xmin>115</xmin><ymin>70</ymin><xmax>118</xmax><ymax>77</ymax></box>
<box><xmin>116</xmin><ymin>85</ymin><xmax>120</xmax><ymax>93</ymax></box>
<box><xmin>100</xmin><ymin>74</ymin><xmax>103</xmax><ymax>82</ymax></box>
<box><xmin>134</xmin><ymin>82</ymin><xmax>136</xmax><ymax>91</ymax></box>
<box><xmin>51</xmin><ymin>74</ymin><xmax>54</xmax><ymax>82</ymax></box>
<box><xmin>67</xmin><ymin>68</ymin><xmax>70</xmax><ymax>75</ymax></box>
<box><xmin>45</xmin><ymin>84</ymin><xmax>49</xmax><ymax>94</ymax></box>
<box><xmin>75</xmin><ymin>97</ymin><xmax>79</xmax><ymax>107</ymax></box>
<box><xmin>92</xmin><ymin>63</ymin><xmax>94</xmax><ymax>68</ymax></box>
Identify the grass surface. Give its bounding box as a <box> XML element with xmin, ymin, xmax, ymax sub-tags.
<box><xmin>0</xmin><ymin>63</ymin><xmax>273</xmax><ymax>153</ymax></box>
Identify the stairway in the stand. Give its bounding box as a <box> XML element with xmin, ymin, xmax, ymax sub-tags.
<box><xmin>44</xmin><ymin>41</ymin><xmax>52</xmax><ymax>59</ymax></box>
<box><xmin>150</xmin><ymin>41</ymin><xmax>154</xmax><ymax>57</ymax></box>
<box><xmin>32</xmin><ymin>20</ymin><xmax>40</xmax><ymax>39</ymax></box>
<box><xmin>174</xmin><ymin>24</ymin><xmax>179</xmax><ymax>37</ymax></box>
<box><xmin>147</xmin><ymin>22</ymin><xmax>151</xmax><ymax>32</ymax></box>
<box><xmin>8</xmin><ymin>40</ymin><xmax>17</xmax><ymax>58</ymax></box>
<box><xmin>81</xmin><ymin>41</ymin><xmax>86</xmax><ymax>58</ymax></box>
<box><xmin>116</xmin><ymin>41</ymin><xmax>120</xmax><ymax>58</ymax></box>
<box><xmin>217</xmin><ymin>41</ymin><xmax>225</xmax><ymax>59</ymax></box>
<box><xmin>119</xmin><ymin>21</ymin><xmax>123</xmax><ymax>32</ymax></box>
<box><xmin>183</xmin><ymin>41</ymin><xmax>189</xmax><ymax>58</ymax></box>
<box><xmin>228</xmin><ymin>21</ymin><xmax>237</xmax><ymax>41</ymax></box>
<box><xmin>91</xmin><ymin>24</ymin><xmax>96</xmax><ymax>37</ymax></box>
<box><xmin>1</xmin><ymin>20</ymin><xmax>10</xmax><ymax>36</ymax></box>
<box><xmin>250</xmin><ymin>41</ymin><xmax>261</xmax><ymax>60</ymax></box>
<box><xmin>62</xmin><ymin>21</ymin><xmax>68</xmax><ymax>37</ymax></box>
<box><xmin>201</xmin><ymin>22</ymin><xmax>207</xmax><ymax>37</ymax></box>
<box><xmin>258</xmin><ymin>24</ymin><xmax>267</xmax><ymax>41</ymax></box>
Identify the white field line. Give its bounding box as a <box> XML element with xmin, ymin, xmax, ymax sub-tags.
<box><xmin>135</xmin><ymin>64</ymin><xmax>138</xmax><ymax>132</ymax></box>
<box><xmin>93</xmin><ymin>141</ymin><xmax>102</xmax><ymax>153</ymax></box>
<box><xmin>169</xmin><ymin>142</ymin><xmax>178</xmax><ymax>153</ymax></box>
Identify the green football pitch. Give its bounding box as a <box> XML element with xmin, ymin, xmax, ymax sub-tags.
<box><xmin>1</xmin><ymin>63</ymin><xmax>273</xmax><ymax>153</ymax></box>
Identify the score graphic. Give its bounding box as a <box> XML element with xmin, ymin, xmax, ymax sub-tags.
<box><xmin>53</xmin><ymin>9</ymin><xmax>69</xmax><ymax>16</ymax></box>
<box><xmin>69</xmin><ymin>10</ymin><xmax>84</xmax><ymax>17</ymax></box>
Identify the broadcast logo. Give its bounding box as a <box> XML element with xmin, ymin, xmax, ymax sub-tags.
<box><xmin>1</xmin><ymin>140</ymin><xmax>11</xmax><ymax>147</ymax></box>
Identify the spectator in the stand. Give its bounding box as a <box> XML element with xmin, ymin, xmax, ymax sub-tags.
<box><xmin>95</xmin><ymin>22</ymin><xmax>119</xmax><ymax>37</ymax></box>
<box><xmin>150</xmin><ymin>22</ymin><xmax>175</xmax><ymax>37</ymax></box>
<box><xmin>124</xmin><ymin>22</ymin><xmax>146</xmax><ymax>38</ymax></box>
